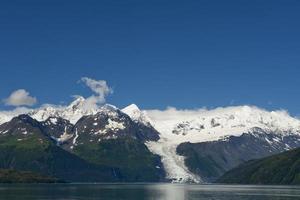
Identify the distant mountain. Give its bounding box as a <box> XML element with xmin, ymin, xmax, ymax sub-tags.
<box><xmin>217</xmin><ymin>147</ymin><xmax>300</xmax><ymax>185</ymax></box>
<box><xmin>29</xmin><ymin>96</ymin><xmax>100</xmax><ymax>124</ymax></box>
<box><xmin>146</xmin><ymin>106</ymin><xmax>300</xmax><ymax>182</ymax></box>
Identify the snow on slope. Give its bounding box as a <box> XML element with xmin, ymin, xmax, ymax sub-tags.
<box><xmin>146</xmin><ymin>106</ymin><xmax>300</xmax><ymax>143</ymax></box>
<box><xmin>122</xmin><ymin>104</ymin><xmax>153</xmax><ymax>126</ymax></box>
<box><xmin>0</xmin><ymin>97</ymin><xmax>116</xmax><ymax>125</ymax></box>
<box><xmin>145</xmin><ymin>105</ymin><xmax>300</xmax><ymax>183</ymax></box>
<box><xmin>30</xmin><ymin>96</ymin><xmax>100</xmax><ymax>124</ymax></box>
<box><xmin>0</xmin><ymin>107</ymin><xmax>32</xmax><ymax>125</ymax></box>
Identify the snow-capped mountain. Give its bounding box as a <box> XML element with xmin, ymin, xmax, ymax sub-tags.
<box><xmin>0</xmin><ymin>97</ymin><xmax>160</xmax><ymax>145</ymax></box>
<box><xmin>0</xmin><ymin>98</ymin><xmax>154</xmax><ymax>128</ymax></box>
<box><xmin>0</xmin><ymin>114</ymin><xmax>44</xmax><ymax>137</ymax></box>
<box><xmin>29</xmin><ymin>96</ymin><xmax>101</xmax><ymax>124</ymax></box>
<box><xmin>146</xmin><ymin>106</ymin><xmax>300</xmax><ymax>143</ymax></box>
<box><xmin>145</xmin><ymin>106</ymin><xmax>300</xmax><ymax>182</ymax></box>
<box><xmin>122</xmin><ymin>104</ymin><xmax>153</xmax><ymax>127</ymax></box>
<box><xmin>121</xmin><ymin>104</ymin><xmax>160</xmax><ymax>141</ymax></box>
<box><xmin>1</xmin><ymin>99</ymin><xmax>300</xmax><ymax>183</ymax></box>
<box><xmin>73</xmin><ymin>104</ymin><xmax>159</xmax><ymax>148</ymax></box>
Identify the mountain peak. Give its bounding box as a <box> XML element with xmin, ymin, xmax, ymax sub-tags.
<box><xmin>122</xmin><ymin>104</ymin><xmax>140</xmax><ymax>113</ymax></box>
<box><xmin>122</xmin><ymin>104</ymin><xmax>153</xmax><ymax>127</ymax></box>
<box><xmin>68</xmin><ymin>96</ymin><xmax>86</xmax><ymax>109</ymax></box>
<box><xmin>101</xmin><ymin>104</ymin><xmax>118</xmax><ymax>111</ymax></box>
<box><xmin>29</xmin><ymin>96</ymin><xmax>99</xmax><ymax>125</ymax></box>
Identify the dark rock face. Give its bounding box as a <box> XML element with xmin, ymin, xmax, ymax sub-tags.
<box><xmin>41</xmin><ymin>117</ymin><xmax>74</xmax><ymax>139</ymax></box>
<box><xmin>0</xmin><ymin>114</ymin><xmax>45</xmax><ymax>137</ymax></box>
<box><xmin>73</xmin><ymin>108</ymin><xmax>159</xmax><ymax>146</ymax></box>
<box><xmin>134</xmin><ymin>121</ymin><xmax>160</xmax><ymax>142</ymax></box>
<box><xmin>40</xmin><ymin>117</ymin><xmax>75</xmax><ymax>149</ymax></box>
<box><xmin>177</xmin><ymin>129</ymin><xmax>300</xmax><ymax>182</ymax></box>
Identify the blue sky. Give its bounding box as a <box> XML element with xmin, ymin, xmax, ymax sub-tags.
<box><xmin>1</xmin><ymin>0</ymin><xmax>300</xmax><ymax>115</ymax></box>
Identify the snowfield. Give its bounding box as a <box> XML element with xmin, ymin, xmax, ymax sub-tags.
<box><xmin>146</xmin><ymin>106</ymin><xmax>300</xmax><ymax>143</ymax></box>
<box><xmin>144</xmin><ymin>106</ymin><xmax>300</xmax><ymax>182</ymax></box>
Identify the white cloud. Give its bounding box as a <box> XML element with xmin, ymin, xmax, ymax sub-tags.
<box><xmin>3</xmin><ymin>89</ymin><xmax>37</xmax><ymax>107</ymax></box>
<box><xmin>145</xmin><ymin>106</ymin><xmax>208</xmax><ymax>122</ymax></box>
<box><xmin>145</xmin><ymin>106</ymin><xmax>298</xmax><ymax>124</ymax></box>
<box><xmin>79</xmin><ymin>77</ymin><xmax>113</xmax><ymax>110</ymax></box>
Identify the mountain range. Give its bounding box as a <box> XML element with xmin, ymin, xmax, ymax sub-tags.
<box><xmin>0</xmin><ymin>96</ymin><xmax>300</xmax><ymax>183</ymax></box>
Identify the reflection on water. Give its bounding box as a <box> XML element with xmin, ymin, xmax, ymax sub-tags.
<box><xmin>0</xmin><ymin>183</ymin><xmax>299</xmax><ymax>200</ymax></box>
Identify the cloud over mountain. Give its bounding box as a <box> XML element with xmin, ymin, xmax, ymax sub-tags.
<box><xmin>79</xmin><ymin>77</ymin><xmax>113</xmax><ymax>110</ymax></box>
<box><xmin>3</xmin><ymin>89</ymin><xmax>37</xmax><ymax>107</ymax></box>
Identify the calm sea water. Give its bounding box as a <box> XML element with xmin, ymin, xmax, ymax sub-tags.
<box><xmin>0</xmin><ymin>183</ymin><xmax>299</xmax><ymax>200</ymax></box>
